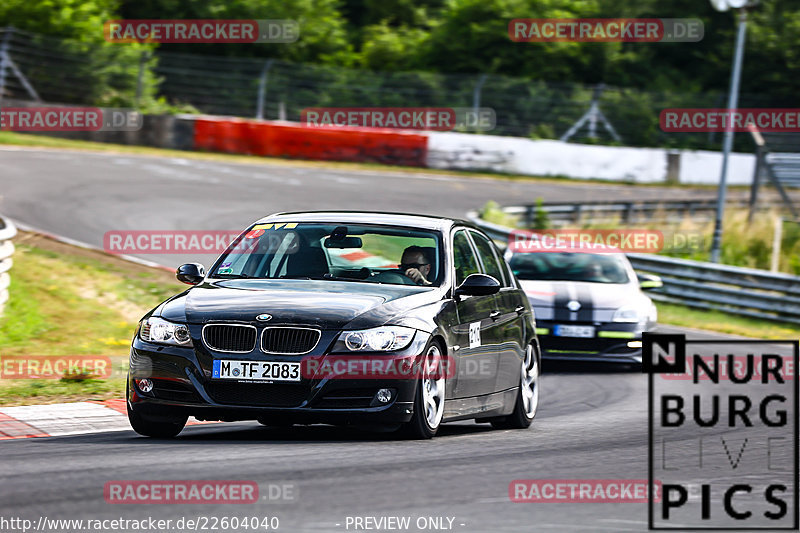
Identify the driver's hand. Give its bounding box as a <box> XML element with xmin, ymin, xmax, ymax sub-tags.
<box><xmin>404</xmin><ymin>268</ymin><xmax>431</xmax><ymax>285</ymax></box>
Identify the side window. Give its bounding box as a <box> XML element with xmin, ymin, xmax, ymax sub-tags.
<box><xmin>470</xmin><ymin>231</ymin><xmax>507</xmax><ymax>285</ymax></box>
<box><xmin>452</xmin><ymin>230</ymin><xmax>480</xmax><ymax>286</ymax></box>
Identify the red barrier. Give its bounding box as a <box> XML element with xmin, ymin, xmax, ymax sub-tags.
<box><xmin>193</xmin><ymin>118</ymin><xmax>428</xmax><ymax>167</ymax></box>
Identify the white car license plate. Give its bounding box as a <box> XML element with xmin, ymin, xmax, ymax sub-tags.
<box><xmin>553</xmin><ymin>325</ymin><xmax>595</xmax><ymax>338</ymax></box>
<box><xmin>212</xmin><ymin>360</ymin><xmax>301</xmax><ymax>382</ymax></box>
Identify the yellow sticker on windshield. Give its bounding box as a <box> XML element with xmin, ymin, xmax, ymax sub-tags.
<box><xmin>251</xmin><ymin>222</ymin><xmax>298</xmax><ymax>231</ymax></box>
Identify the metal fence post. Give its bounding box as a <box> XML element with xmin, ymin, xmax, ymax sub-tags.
<box><xmin>0</xmin><ymin>215</ymin><xmax>17</xmax><ymax>315</ymax></box>
<box><xmin>472</xmin><ymin>74</ymin><xmax>488</xmax><ymax>129</ymax></box>
<box><xmin>748</xmin><ymin>144</ymin><xmax>765</xmax><ymax>223</ymax></box>
<box><xmin>623</xmin><ymin>202</ymin><xmax>634</xmax><ymax>224</ymax></box>
<box><xmin>0</xmin><ymin>26</ymin><xmax>13</xmax><ymax>102</ymax></box>
<box><xmin>256</xmin><ymin>59</ymin><xmax>275</xmax><ymax>120</ymax></box>
<box><xmin>135</xmin><ymin>50</ymin><xmax>150</xmax><ymax>108</ymax></box>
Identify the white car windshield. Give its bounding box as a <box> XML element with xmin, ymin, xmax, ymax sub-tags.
<box><xmin>509</xmin><ymin>252</ymin><xmax>629</xmax><ymax>284</ymax></box>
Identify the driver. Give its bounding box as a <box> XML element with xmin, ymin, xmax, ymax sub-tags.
<box><xmin>582</xmin><ymin>262</ymin><xmax>611</xmax><ymax>282</ymax></box>
<box><xmin>400</xmin><ymin>246</ymin><xmax>432</xmax><ymax>285</ymax></box>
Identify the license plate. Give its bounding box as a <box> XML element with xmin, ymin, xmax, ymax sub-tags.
<box><xmin>212</xmin><ymin>360</ymin><xmax>301</xmax><ymax>382</ymax></box>
<box><xmin>553</xmin><ymin>325</ymin><xmax>595</xmax><ymax>338</ymax></box>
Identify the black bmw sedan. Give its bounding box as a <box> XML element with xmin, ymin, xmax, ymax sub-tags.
<box><xmin>127</xmin><ymin>212</ymin><xmax>540</xmax><ymax>439</ymax></box>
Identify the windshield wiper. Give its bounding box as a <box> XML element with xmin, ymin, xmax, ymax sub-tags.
<box><xmin>319</xmin><ymin>274</ymin><xmax>370</xmax><ymax>283</ymax></box>
<box><xmin>215</xmin><ymin>273</ymin><xmax>253</xmax><ymax>279</ymax></box>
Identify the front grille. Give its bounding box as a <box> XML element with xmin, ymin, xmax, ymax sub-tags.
<box><xmin>206</xmin><ymin>382</ymin><xmax>309</xmax><ymax>407</ymax></box>
<box><xmin>203</xmin><ymin>324</ymin><xmax>257</xmax><ymax>353</ymax></box>
<box><xmin>261</xmin><ymin>327</ymin><xmax>321</xmax><ymax>354</ymax></box>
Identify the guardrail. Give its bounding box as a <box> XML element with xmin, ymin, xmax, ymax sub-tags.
<box><xmin>467</xmin><ymin>210</ymin><xmax>800</xmax><ymax>325</ymax></box>
<box><xmin>0</xmin><ymin>216</ymin><xmax>17</xmax><ymax>314</ymax></box>
<box><xmin>505</xmin><ymin>198</ymin><xmax>776</xmax><ymax>227</ymax></box>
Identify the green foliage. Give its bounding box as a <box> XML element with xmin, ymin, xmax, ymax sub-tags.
<box><xmin>532</xmin><ymin>197</ymin><xmax>550</xmax><ymax>230</ymax></box>
<box><xmin>0</xmin><ymin>0</ymin><xmax>797</xmax><ymax>139</ymax></box>
<box><xmin>480</xmin><ymin>200</ymin><xmax>519</xmax><ymax>227</ymax></box>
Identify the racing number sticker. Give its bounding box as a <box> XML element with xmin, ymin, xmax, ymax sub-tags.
<box><xmin>469</xmin><ymin>321</ymin><xmax>481</xmax><ymax>348</ymax></box>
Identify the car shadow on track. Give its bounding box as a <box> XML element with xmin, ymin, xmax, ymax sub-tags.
<box><xmin>119</xmin><ymin>419</ymin><xmax>497</xmax><ymax>444</ymax></box>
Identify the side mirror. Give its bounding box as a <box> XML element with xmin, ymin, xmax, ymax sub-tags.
<box><xmin>637</xmin><ymin>273</ymin><xmax>663</xmax><ymax>290</ymax></box>
<box><xmin>176</xmin><ymin>263</ymin><xmax>205</xmax><ymax>285</ymax></box>
<box><xmin>455</xmin><ymin>273</ymin><xmax>501</xmax><ymax>298</ymax></box>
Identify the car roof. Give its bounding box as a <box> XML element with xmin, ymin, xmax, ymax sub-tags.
<box><xmin>254</xmin><ymin>211</ymin><xmax>477</xmax><ymax>232</ymax></box>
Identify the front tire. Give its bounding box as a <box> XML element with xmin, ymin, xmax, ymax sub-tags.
<box><xmin>491</xmin><ymin>344</ymin><xmax>539</xmax><ymax>430</ymax></box>
<box><xmin>127</xmin><ymin>401</ymin><xmax>187</xmax><ymax>438</ymax></box>
<box><xmin>401</xmin><ymin>341</ymin><xmax>446</xmax><ymax>439</ymax></box>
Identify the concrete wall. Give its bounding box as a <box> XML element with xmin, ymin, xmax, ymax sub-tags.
<box><xmin>426</xmin><ymin>131</ymin><xmax>755</xmax><ymax>185</ymax></box>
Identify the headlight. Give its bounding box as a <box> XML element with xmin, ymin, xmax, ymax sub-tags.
<box><xmin>336</xmin><ymin>326</ymin><xmax>415</xmax><ymax>352</ymax></box>
<box><xmin>139</xmin><ymin>317</ymin><xmax>192</xmax><ymax>346</ymax></box>
<box><xmin>612</xmin><ymin>305</ymin><xmax>640</xmax><ymax>323</ymax></box>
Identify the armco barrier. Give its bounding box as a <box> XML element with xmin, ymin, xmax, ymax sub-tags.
<box><xmin>503</xmin><ymin>198</ymin><xmax>777</xmax><ymax>226</ymax></box>
<box><xmin>0</xmin><ymin>216</ymin><xmax>17</xmax><ymax>314</ymax></box>
<box><xmin>467</xmin><ymin>210</ymin><xmax>800</xmax><ymax>325</ymax></box>
<box><xmin>193</xmin><ymin>118</ymin><xmax>428</xmax><ymax>166</ymax></box>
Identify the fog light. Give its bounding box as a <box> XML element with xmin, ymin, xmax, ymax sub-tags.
<box><xmin>375</xmin><ymin>388</ymin><xmax>393</xmax><ymax>404</ymax></box>
<box><xmin>135</xmin><ymin>378</ymin><xmax>154</xmax><ymax>393</ymax></box>
<box><xmin>627</xmin><ymin>341</ymin><xmax>642</xmax><ymax>349</ymax></box>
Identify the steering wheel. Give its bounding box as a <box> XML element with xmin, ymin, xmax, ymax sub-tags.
<box><xmin>371</xmin><ymin>269</ymin><xmax>418</xmax><ymax>285</ymax></box>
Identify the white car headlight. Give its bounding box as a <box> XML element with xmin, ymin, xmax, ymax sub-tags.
<box><xmin>140</xmin><ymin>317</ymin><xmax>192</xmax><ymax>346</ymax></box>
<box><xmin>612</xmin><ymin>305</ymin><xmax>640</xmax><ymax>323</ymax></box>
<box><xmin>337</xmin><ymin>326</ymin><xmax>415</xmax><ymax>352</ymax></box>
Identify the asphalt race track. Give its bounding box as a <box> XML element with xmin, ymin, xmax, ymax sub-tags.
<box><xmin>0</xmin><ymin>147</ymin><xmax>796</xmax><ymax>532</ymax></box>
<box><xmin>0</xmin><ymin>146</ymin><xmax>709</xmax><ymax>267</ymax></box>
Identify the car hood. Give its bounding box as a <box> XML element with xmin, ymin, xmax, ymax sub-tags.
<box><xmin>158</xmin><ymin>279</ymin><xmax>441</xmax><ymax>330</ymax></box>
<box><xmin>518</xmin><ymin>279</ymin><xmax>647</xmax><ymax>322</ymax></box>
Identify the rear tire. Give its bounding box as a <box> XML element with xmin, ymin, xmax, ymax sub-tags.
<box><xmin>400</xmin><ymin>341</ymin><xmax>446</xmax><ymax>439</ymax></box>
<box><xmin>490</xmin><ymin>344</ymin><xmax>539</xmax><ymax>430</ymax></box>
<box><xmin>127</xmin><ymin>402</ymin><xmax>187</xmax><ymax>438</ymax></box>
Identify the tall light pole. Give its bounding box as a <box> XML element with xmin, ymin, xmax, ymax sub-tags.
<box><xmin>708</xmin><ymin>0</ymin><xmax>758</xmax><ymax>263</ymax></box>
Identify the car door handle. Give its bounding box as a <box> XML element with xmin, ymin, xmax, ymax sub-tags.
<box><xmin>489</xmin><ymin>311</ymin><xmax>501</xmax><ymax>320</ymax></box>
<box><xmin>515</xmin><ymin>305</ymin><xmax>525</xmax><ymax>314</ymax></box>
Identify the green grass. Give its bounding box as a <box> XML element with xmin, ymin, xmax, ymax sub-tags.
<box><xmin>0</xmin><ymin>233</ymin><xmax>184</xmax><ymax>405</ymax></box>
<box><xmin>359</xmin><ymin>234</ymin><xmax>436</xmax><ymax>266</ymax></box>
<box><xmin>656</xmin><ymin>301</ymin><xmax>800</xmax><ymax>340</ymax></box>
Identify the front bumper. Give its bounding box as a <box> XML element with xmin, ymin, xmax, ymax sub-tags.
<box><xmin>535</xmin><ymin>322</ymin><xmax>644</xmax><ymax>363</ymax></box>
<box><xmin>127</xmin><ymin>334</ymin><xmax>429</xmax><ymax>425</ymax></box>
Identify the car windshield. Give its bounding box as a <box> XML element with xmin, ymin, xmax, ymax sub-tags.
<box><xmin>210</xmin><ymin>222</ymin><xmax>443</xmax><ymax>286</ymax></box>
<box><xmin>509</xmin><ymin>252</ymin><xmax>629</xmax><ymax>284</ymax></box>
